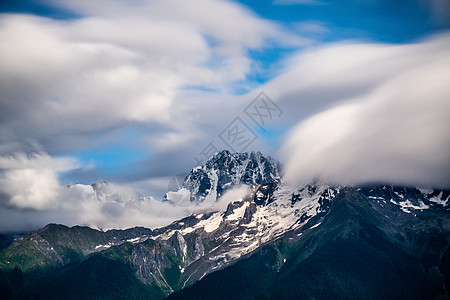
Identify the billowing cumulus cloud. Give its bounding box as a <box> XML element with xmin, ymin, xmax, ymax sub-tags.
<box><xmin>0</xmin><ymin>154</ymin><xmax>250</xmax><ymax>232</ymax></box>
<box><xmin>0</xmin><ymin>0</ymin><xmax>304</xmax><ymax>157</ymax></box>
<box><xmin>280</xmin><ymin>34</ymin><xmax>450</xmax><ymax>188</ymax></box>
<box><xmin>0</xmin><ymin>151</ymin><xmax>185</xmax><ymax>231</ymax></box>
<box><xmin>0</xmin><ymin>152</ymin><xmax>80</xmax><ymax>210</ymax></box>
<box><xmin>0</xmin><ymin>0</ymin><xmax>312</xmax><ymax>194</ymax></box>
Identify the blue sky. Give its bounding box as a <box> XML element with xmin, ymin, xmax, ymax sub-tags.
<box><xmin>241</xmin><ymin>0</ymin><xmax>443</xmax><ymax>41</ymax></box>
<box><xmin>0</xmin><ymin>0</ymin><xmax>449</xmax><ymax>202</ymax></box>
<box><xmin>1</xmin><ymin>0</ymin><xmax>444</xmax><ymax>42</ymax></box>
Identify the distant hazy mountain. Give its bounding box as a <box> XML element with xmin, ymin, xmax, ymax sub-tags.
<box><xmin>66</xmin><ymin>181</ymin><xmax>153</xmax><ymax>204</ymax></box>
<box><xmin>1</xmin><ymin>150</ymin><xmax>449</xmax><ymax>299</ymax></box>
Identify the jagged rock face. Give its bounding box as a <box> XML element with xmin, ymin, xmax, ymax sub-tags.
<box><xmin>153</xmin><ymin>184</ymin><xmax>450</xmax><ymax>290</ymax></box>
<box><xmin>358</xmin><ymin>185</ymin><xmax>450</xmax><ymax>212</ymax></box>
<box><xmin>253</xmin><ymin>178</ymin><xmax>281</xmax><ymax>206</ymax></box>
<box><xmin>193</xmin><ymin>236</ymin><xmax>205</xmax><ymax>260</ymax></box>
<box><xmin>132</xmin><ymin>241</ymin><xmax>171</xmax><ymax>285</ymax></box>
<box><xmin>177</xmin><ymin>150</ymin><xmax>281</xmax><ymax>203</ymax></box>
<box><xmin>152</xmin><ymin>182</ymin><xmax>340</xmax><ymax>288</ymax></box>
<box><xmin>30</xmin><ymin>235</ymin><xmax>64</xmax><ymax>266</ymax></box>
<box><xmin>163</xmin><ymin>232</ymin><xmax>188</xmax><ymax>262</ymax></box>
<box><xmin>166</xmin><ymin>187</ymin><xmax>450</xmax><ymax>300</ymax></box>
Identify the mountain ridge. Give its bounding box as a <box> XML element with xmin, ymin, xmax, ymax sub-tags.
<box><xmin>1</xmin><ymin>150</ymin><xmax>449</xmax><ymax>299</ymax></box>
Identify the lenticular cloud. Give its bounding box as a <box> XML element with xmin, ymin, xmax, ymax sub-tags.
<box><xmin>281</xmin><ymin>34</ymin><xmax>450</xmax><ymax>189</ymax></box>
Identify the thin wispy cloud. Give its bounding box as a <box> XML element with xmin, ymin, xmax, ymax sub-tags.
<box><xmin>273</xmin><ymin>0</ymin><xmax>324</xmax><ymax>5</ymax></box>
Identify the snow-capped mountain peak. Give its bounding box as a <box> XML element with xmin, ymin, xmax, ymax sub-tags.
<box><xmin>165</xmin><ymin>150</ymin><xmax>281</xmax><ymax>205</ymax></box>
<box><xmin>2</xmin><ymin>151</ymin><xmax>450</xmax><ymax>299</ymax></box>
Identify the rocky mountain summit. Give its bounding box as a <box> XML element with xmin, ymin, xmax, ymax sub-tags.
<box><xmin>164</xmin><ymin>150</ymin><xmax>281</xmax><ymax>205</ymax></box>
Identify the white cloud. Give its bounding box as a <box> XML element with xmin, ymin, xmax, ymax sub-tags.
<box><xmin>292</xmin><ymin>21</ymin><xmax>329</xmax><ymax>35</ymax></box>
<box><xmin>0</xmin><ymin>152</ymin><xmax>81</xmax><ymax>209</ymax></box>
<box><xmin>59</xmin><ymin>183</ymin><xmax>191</xmax><ymax>230</ymax></box>
<box><xmin>0</xmin><ymin>0</ymin><xmax>303</xmax><ymax>157</ymax></box>
<box><xmin>0</xmin><ymin>178</ymin><xmax>250</xmax><ymax>232</ymax></box>
<box><xmin>207</xmin><ymin>185</ymin><xmax>250</xmax><ymax>212</ymax></box>
<box><xmin>0</xmin><ymin>169</ymin><xmax>60</xmax><ymax>210</ymax></box>
<box><xmin>0</xmin><ymin>150</ymin><xmax>249</xmax><ymax>231</ymax></box>
<box><xmin>127</xmin><ymin>176</ymin><xmax>174</xmax><ymax>199</ymax></box>
<box><xmin>280</xmin><ymin>34</ymin><xmax>450</xmax><ymax>188</ymax></box>
<box><xmin>0</xmin><ymin>157</ymin><xmax>190</xmax><ymax>230</ymax></box>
